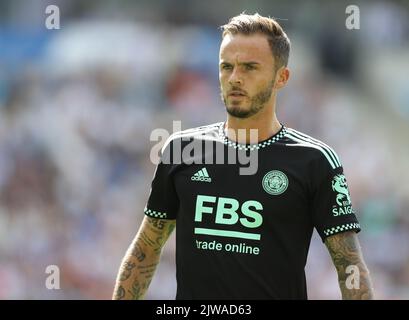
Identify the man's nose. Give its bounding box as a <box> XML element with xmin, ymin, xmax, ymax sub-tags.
<box><xmin>228</xmin><ymin>68</ymin><xmax>243</xmax><ymax>86</ymax></box>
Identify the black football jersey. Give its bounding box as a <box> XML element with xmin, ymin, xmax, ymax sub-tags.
<box><xmin>144</xmin><ymin>122</ymin><xmax>360</xmax><ymax>299</ymax></box>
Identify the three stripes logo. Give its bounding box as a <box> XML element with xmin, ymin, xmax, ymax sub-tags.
<box><xmin>191</xmin><ymin>167</ymin><xmax>212</xmax><ymax>183</ymax></box>
<box><xmin>284</xmin><ymin>128</ymin><xmax>342</xmax><ymax>170</ymax></box>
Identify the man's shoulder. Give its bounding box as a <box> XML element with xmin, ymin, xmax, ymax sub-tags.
<box><xmin>283</xmin><ymin>127</ymin><xmax>342</xmax><ymax>170</ymax></box>
<box><xmin>162</xmin><ymin>122</ymin><xmax>222</xmax><ymax>153</ymax></box>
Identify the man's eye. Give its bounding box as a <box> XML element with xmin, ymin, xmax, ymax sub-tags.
<box><xmin>221</xmin><ymin>65</ymin><xmax>232</xmax><ymax>70</ymax></box>
<box><xmin>245</xmin><ymin>65</ymin><xmax>256</xmax><ymax>70</ymax></box>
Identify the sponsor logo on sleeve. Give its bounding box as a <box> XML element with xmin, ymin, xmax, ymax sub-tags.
<box><xmin>331</xmin><ymin>174</ymin><xmax>354</xmax><ymax>216</ymax></box>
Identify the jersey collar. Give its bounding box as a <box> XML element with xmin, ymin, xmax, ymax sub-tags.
<box><xmin>218</xmin><ymin>122</ymin><xmax>287</xmax><ymax>151</ymax></box>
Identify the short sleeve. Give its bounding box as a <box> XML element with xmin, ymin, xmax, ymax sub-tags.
<box><xmin>311</xmin><ymin>160</ymin><xmax>361</xmax><ymax>242</ymax></box>
<box><xmin>144</xmin><ymin>140</ymin><xmax>179</xmax><ymax>220</ymax></box>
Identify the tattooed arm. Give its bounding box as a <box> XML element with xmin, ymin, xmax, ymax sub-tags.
<box><xmin>324</xmin><ymin>231</ymin><xmax>374</xmax><ymax>300</ymax></box>
<box><xmin>112</xmin><ymin>216</ymin><xmax>176</xmax><ymax>300</ymax></box>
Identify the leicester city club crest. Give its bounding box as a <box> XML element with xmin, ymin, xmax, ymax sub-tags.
<box><xmin>262</xmin><ymin>170</ymin><xmax>288</xmax><ymax>195</ymax></box>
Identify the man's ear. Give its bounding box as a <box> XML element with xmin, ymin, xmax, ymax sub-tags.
<box><xmin>274</xmin><ymin>67</ymin><xmax>290</xmax><ymax>89</ymax></box>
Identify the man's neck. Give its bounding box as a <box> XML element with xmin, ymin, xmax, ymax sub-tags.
<box><xmin>225</xmin><ymin>112</ymin><xmax>281</xmax><ymax>144</ymax></box>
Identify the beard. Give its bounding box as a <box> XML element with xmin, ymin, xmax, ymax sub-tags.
<box><xmin>221</xmin><ymin>81</ymin><xmax>274</xmax><ymax>119</ymax></box>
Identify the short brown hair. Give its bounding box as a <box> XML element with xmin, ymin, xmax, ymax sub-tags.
<box><xmin>221</xmin><ymin>13</ymin><xmax>290</xmax><ymax>69</ymax></box>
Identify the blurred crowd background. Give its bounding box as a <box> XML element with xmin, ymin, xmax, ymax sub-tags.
<box><xmin>1</xmin><ymin>0</ymin><xmax>409</xmax><ymax>299</ymax></box>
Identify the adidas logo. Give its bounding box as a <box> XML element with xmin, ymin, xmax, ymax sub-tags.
<box><xmin>191</xmin><ymin>167</ymin><xmax>212</xmax><ymax>182</ymax></box>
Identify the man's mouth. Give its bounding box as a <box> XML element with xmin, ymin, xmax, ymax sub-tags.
<box><xmin>228</xmin><ymin>91</ymin><xmax>247</xmax><ymax>97</ymax></box>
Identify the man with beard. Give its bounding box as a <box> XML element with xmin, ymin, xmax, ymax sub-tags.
<box><xmin>113</xmin><ymin>13</ymin><xmax>374</xmax><ymax>300</ymax></box>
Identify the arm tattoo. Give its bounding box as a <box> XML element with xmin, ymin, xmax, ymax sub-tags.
<box><xmin>131</xmin><ymin>242</ymin><xmax>146</xmax><ymax>261</ymax></box>
<box><xmin>148</xmin><ymin>217</ymin><xmax>165</xmax><ymax>230</ymax></box>
<box><xmin>113</xmin><ymin>218</ymin><xmax>175</xmax><ymax>300</ymax></box>
<box><xmin>127</xmin><ymin>280</ymin><xmax>141</xmax><ymax>300</ymax></box>
<box><xmin>138</xmin><ymin>263</ymin><xmax>158</xmax><ymax>278</ymax></box>
<box><xmin>114</xmin><ymin>285</ymin><xmax>125</xmax><ymax>300</ymax></box>
<box><xmin>119</xmin><ymin>261</ymin><xmax>136</xmax><ymax>281</ymax></box>
<box><xmin>139</xmin><ymin>231</ymin><xmax>156</xmax><ymax>247</ymax></box>
<box><xmin>325</xmin><ymin>231</ymin><xmax>374</xmax><ymax>300</ymax></box>
<box><xmin>138</xmin><ymin>263</ymin><xmax>157</xmax><ymax>290</ymax></box>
